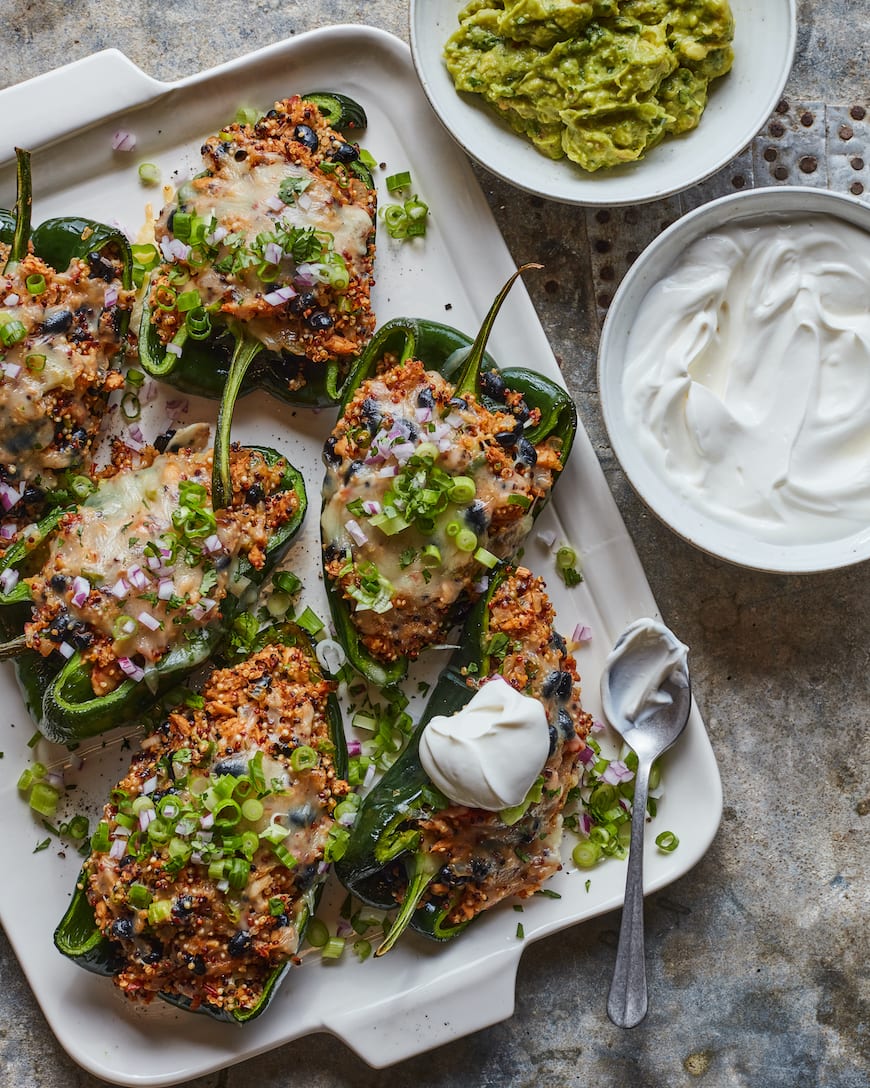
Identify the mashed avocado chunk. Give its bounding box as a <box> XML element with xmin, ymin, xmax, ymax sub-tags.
<box><xmin>444</xmin><ymin>0</ymin><xmax>734</xmax><ymax>171</ymax></box>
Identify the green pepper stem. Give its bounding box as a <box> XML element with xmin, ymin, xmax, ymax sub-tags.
<box><xmin>453</xmin><ymin>263</ymin><xmax>542</xmax><ymax>400</ymax></box>
<box><xmin>0</xmin><ymin>634</ymin><xmax>27</xmax><ymax>660</ymax></box>
<box><xmin>375</xmin><ymin>850</ymin><xmax>439</xmax><ymax>957</ymax></box>
<box><xmin>5</xmin><ymin>148</ymin><xmax>32</xmax><ymax>273</ymax></box>
<box><xmin>212</xmin><ymin>328</ymin><xmax>263</xmax><ymax>510</ymax></box>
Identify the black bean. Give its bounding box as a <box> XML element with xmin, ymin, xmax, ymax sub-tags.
<box><xmin>288</xmin><ymin>803</ymin><xmax>314</xmax><ymax>827</ymax></box>
<box><xmin>234</xmin><ymin>148</ymin><xmax>247</xmax><ymax>161</ymax></box>
<box><xmin>293</xmin><ymin>124</ymin><xmax>319</xmax><ymax>152</ymax></box>
<box><xmin>515</xmin><ymin>437</ymin><xmax>538</xmax><ymax>467</ymax></box>
<box><xmin>344</xmin><ymin>459</ymin><xmax>364</xmax><ymax>483</ymax></box>
<box><xmin>111</xmin><ymin>918</ymin><xmax>134</xmax><ymax>939</ymax></box>
<box><xmin>307</xmin><ymin>310</ymin><xmax>334</xmax><ymax>331</ymax></box>
<box><xmin>416</xmin><ymin>387</ymin><xmax>435</xmax><ymax>410</ymax></box>
<box><xmin>323</xmin><ymin>434</ymin><xmax>341</xmax><ymax>466</ymax></box>
<box><xmin>68</xmin><ymin>625</ymin><xmax>93</xmax><ymax>651</ymax></box>
<box><xmin>289</xmin><ymin>291</ymin><xmax>316</xmax><ymax>315</ymax></box>
<box><xmin>153</xmin><ymin>429</ymin><xmax>176</xmax><ymax>454</ymax></box>
<box><xmin>41</xmin><ymin>309</ymin><xmax>72</xmax><ymax>334</ymax></box>
<box><xmin>495</xmin><ymin>431</ymin><xmax>517</xmax><ymax>448</ymax></box>
<box><xmin>479</xmin><ymin>370</ymin><xmax>506</xmax><ymax>401</ymax></box>
<box><xmin>464</xmin><ymin>499</ymin><xmax>488</xmax><ymax>533</ymax></box>
<box><xmin>141</xmin><ymin>939</ymin><xmax>163</xmax><ymax>964</ymax></box>
<box><xmin>228</xmin><ymin>931</ymin><xmax>252</xmax><ymax>957</ymax></box>
<box><xmin>213</xmin><ymin>754</ymin><xmax>249</xmax><ymax>777</ymax></box>
<box><xmin>558</xmin><ymin>707</ymin><xmax>576</xmax><ymax>739</ymax></box>
<box><xmin>87</xmin><ymin>251</ymin><xmax>116</xmax><ymax>282</ymax></box>
<box><xmin>49</xmin><ymin>574</ymin><xmax>68</xmax><ymax>593</ymax></box>
<box><xmin>331</xmin><ymin>141</ymin><xmax>359</xmax><ymax>164</ymax></box>
<box><xmin>448</xmin><ymin>396</ymin><xmax>468</xmax><ymax>410</ymax></box>
<box><xmin>361</xmin><ymin>397</ymin><xmax>382</xmax><ymax>429</ymax></box>
<box><xmin>22</xmin><ymin>484</ymin><xmax>45</xmax><ymax>506</ymax></box>
<box><xmin>392</xmin><ymin>417</ymin><xmax>418</xmax><ymax>441</ymax></box>
<box><xmin>471</xmin><ymin>857</ymin><xmax>491</xmax><ymax>882</ymax></box>
<box><xmin>187</xmin><ymin>954</ymin><xmax>207</xmax><ymax>976</ymax></box>
<box><xmin>245</xmin><ymin>482</ymin><xmax>265</xmax><ymax>505</ymax></box>
<box><xmin>548</xmin><ymin>630</ymin><xmax>567</xmax><ymax>656</ymax></box>
<box><xmin>322</xmin><ymin>543</ymin><xmax>343</xmax><ymax>565</ymax></box>
<box><xmin>548</xmin><ymin>724</ymin><xmax>557</xmax><ymax>757</ymax></box>
<box><xmin>173</xmin><ymin>895</ymin><xmax>195</xmax><ymax>917</ymax></box>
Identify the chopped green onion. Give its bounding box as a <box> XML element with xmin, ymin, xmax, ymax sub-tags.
<box><xmin>448</xmin><ymin>476</ymin><xmax>476</xmax><ymax>503</ymax></box>
<box><xmin>24</xmin><ymin>353</ymin><xmax>46</xmax><ymax>372</ymax></box>
<box><xmin>16</xmin><ymin>769</ymin><xmax>33</xmax><ymax>792</ymax></box>
<box><xmin>321</xmin><ymin>936</ymin><xmax>346</xmax><ymax>960</ymax></box>
<box><xmin>171</xmin><ymin>212</ymin><xmax>192</xmax><ymax>242</ymax></box>
<box><xmin>273</xmin><ymin>570</ymin><xmax>302</xmax><ymax>596</ymax></box>
<box><xmin>516</xmin><ymin>922</ymin><xmax>525</xmax><ymax>939</ymax></box>
<box><xmin>290</xmin><ymin>746</ymin><xmax>318</xmax><ymax>772</ymax></box>
<box><xmin>272</xmin><ymin>842</ymin><xmax>298</xmax><ymax>869</ymax></box>
<box><xmin>70</xmin><ymin>475</ymin><xmax>95</xmax><ymax>501</ymax></box>
<box><xmin>29</xmin><ymin>782</ymin><xmax>59</xmax><ymax>817</ymax></box>
<box><xmin>176</xmin><ymin>289</ymin><xmax>201</xmax><ymax>313</ymax></box>
<box><xmin>358</xmin><ymin>148</ymin><xmax>378</xmax><ymax>170</ymax></box>
<box><xmin>507</xmin><ymin>493</ymin><xmax>532</xmax><ymax>511</ymax></box>
<box><xmin>25</xmin><ymin>273</ymin><xmax>46</xmax><ymax>295</ymax></box>
<box><xmin>138</xmin><ymin>162</ymin><xmax>161</xmax><ymax>186</ymax></box>
<box><xmin>0</xmin><ymin>318</ymin><xmax>27</xmax><ymax>347</ymax></box>
<box><xmin>241</xmin><ymin>797</ymin><xmax>264</xmax><ymax>822</ymax></box>
<box><xmin>128</xmin><ymin>883</ymin><xmax>153</xmax><ymax>909</ymax></box>
<box><xmin>446</xmin><ymin>520</ymin><xmax>461</xmax><ymax>538</ymax></box>
<box><xmin>386</xmin><ymin>170</ymin><xmax>412</xmax><ymax>192</ymax></box>
<box><xmin>655</xmin><ymin>830</ymin><xmax>679</xmax><ymax>852</ymax></box>
<box><xmin>456</xmin><ymin>529</ymin><xmax>477</xmax><ymax>553</ymax></box>
<box><xmin>66</xmin><ymin>814</ymin><xmax>90</xmax><ymax>840</ymax></box>
<box><xmin>296</xmin><ymin>606</ymin><xmax>325</xmax><ymax>636</ymax></box>
<box><xmin>572</xmin><ymin>841</ymin><xmax>601</xmax><ymax>869</ymax></box>
<box><xmin>90</xmin><ymin>822</ymin><xmax>111</xmax><ymax>853</ymax></box>
<box><xmin>120</xmin><ymin>391</ymin><xmax>141</xmax><ymax>421</ymax></box>
<box><xmin>556</xmin><ymin>544</ymin><xmax>584</xmax><ymax>588</ymax></box>
<box><xmin>474</xmin><ymin>547</ymin><xmax>498</xmax><ymax>569</ymax></box>
<box><xmin>213</xmin><ymin>798</ymin><xmax>242</xmax><ymax>829</ymax></box>
<box><xmin>235</xmin><ymin>106</ymin><xmax>261</xmax><ymax>126</ymax></box>
<box><xmin>268</xmin><ymin>897</ymin><xmax>286</xmax><ymax>917</ymax></box>
<box><xmin>147</xmin><ymin>899</ymin><xmax>173</xmax><ymax>926</ymax></box>
<box><xmin>421</xmin><ymin>544</ymin><xmax>441</xmax><ymax>567</ymax></box>
<box><xmin>226</xmin><ymin>856</ymin><xmax>251</xmax><ymax>890</ymax></box>
<box><xmin>306</xmin><ymin>918</ymin><xmax>330</xmax><ymax>948</ymax></box>
<box><xmin>184</xmin><ymin>305</ymin><xmax>212</xmax><ymax>340</ymax></box>
<box><xmin>154</xmin><ymin>284</ymin><xmax>177</xmax><ymax>311</ymax></box>
<box><xmin>353</xmin><ymin>939</ymin><xmax>372</xmax><ymax>961</ymax></box>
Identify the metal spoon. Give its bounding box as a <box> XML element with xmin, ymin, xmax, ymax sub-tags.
<box><xmin>600</xmin><ymin>618</ymin><xmax>692</xmax><ymax>1029</ymax></box>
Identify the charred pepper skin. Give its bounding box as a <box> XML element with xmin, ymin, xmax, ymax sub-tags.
<box><xmin>137</xmin><ymin>93</ymin><xmax>374</xmax><ymax>409</ymax></box>
<box><xmin>322</xmin><ymin>285</ymin><xmax>578</xmax><ymax>689</ymax></box>
<box><xmin>1</xmin><ymin>452</ymin><xmax>307</xmax><ymax>746</ymax></box>
<box><xmin>53</xmin><ymin>621</ymin><xmax>347</xmax><ymax>1025</ymax></box>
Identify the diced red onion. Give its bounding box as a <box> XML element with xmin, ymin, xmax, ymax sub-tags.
<box><xmin>58</xmin><ymin>641</ymin><xmax>75</xmax><ymax>659</ymax></box>
<box><xmin>146</xmin><ymin>554</ymin><xmax>161</xmax><ymax>571</ymax></box>
<box><xmin>572</xmin><ymin>624</ymin><xmax>592</xmax><ymax>643</ymax></box>
<box><xmin>104</xmin><ymin>285</ymin><xmax>119</xmax><ymax>307</ymax></box>
<box><xmin>297</xmin><ymin>193</ymin><xmax>313</xmax><ymax>212</ymax></box>
<box><xmin>127</xmin><ymin>423</ymin><xmax>145</xmax><ymax>443</ymax></box>
<box><xmin>0</xmin><ymin>481</ymin><xmax>23</xmax><ymax>512</ymax></box>
<box><xmin>157</xmin><ymin>578</ymin><xmax>174</xmax><ymax>601</ymax></box>
<box><xmin>71</xmin><ymin>575</ymin><xmax>90</xmax><ymax>608</ymax></box>
<box><xmin>142</xmin><ymin>775</ymin><xmax>157</xmax><ymax>795</ymax></box>
<box><xmin>602</xmin><ymin>759</ymin><xmax>634</xmax><ymax>785</ymax></box>
<box><xmin>580</xmin><ymin>812</ymin><xmax>593</xmax><ymax>835</ymax></box>
<box><xmin>165</xmin><ymin>341</ymin><xmax>183</xmax><ymax>358</ymax></box>
<box><xmin>127</xmin><ymin>565</ymin><xmax>148</xmax><ymax>590</ymax></box>
<box><xmin>437</xmin><ymin>437</ymin><xmax>452</xmax><ymax>453</ymax></box>
<box><xmin>265</xmin><ymin>195</ymin><xmax>285</xmax><ymax>213</ymax></box>
<box><xmin>347</xmin><ymin>739</ymin><xmax>362</xmax><ymax>757</ymax></box>
<box><xmin>112</xmin><ymin>824</ymin><xmax>131</xmax><ymax>839</ymax></box>
<box><xmin>536</xmin><ymin>529</ymin><xmax>557</xmax><ymax>549</ymax></box>
<box><xmin>3</xmin><ymin>293</ymin><xmax>19</xmax><ymax>307</ymax></box>
<box><xmin>0</xmin><ymin>567</ymin><xmax>19</xmax><ymax>594</ymax></box>
<box><xmin>445</xmin><ymin>411</ymin><xmax>464</xmax><ymax>429</ymax></box>
<box><xmin>263</xmin><ymin>285</ymin><xmax>296</xmax><ymax>306</ymax></box>
<box><xmin>415</xmin><ymin>406</ymin><xmax>433</xmax><ymax>424</ymax></box>
<box><xmin>109</xmin><ymin>837</ymin><xmax>127</xmax><ymax>859</ymax></box>
<box><xmin>175</xmin><ymin>818</ymin><xmax>197</xmax><ymax>837</ymax></box>
<box><xmin>590</xmin><ymin>719</ymin><xmax>605</xmax><ymax>734</ymax></box>
<box><xmin>0</xmin><ymin>523</ymin><xmax>16</xmax><ymax>540</ymax></box>
<box><xmin>111</xmin><ymin>129</ymin><xmax>136</xmax><ymax>151</ymax></box>
<box><xmin>46</xmin><ymin>770</ymin><xmax>65</xmax><ymax>789</ymax></box>
<box><xmin>315</xmin><ymin>638</ymin><xmax>347</xmax><ymax>675</ymax></box>
<box><xmin>202</xmin><ymin>534</ymin><xmax>223</xmax><ymax>555</ymax></box>
<box><xmin>1</xmin><ymin>361</ymin><xmax>21</xmax><ymax>378</ymax></box>
<box><xmin>138</xmin><ymin>611</ymin><xmax>161</xmax><ymax>631</ymax></box>
<box><xmin>293</xmin><ymin>268</ymin><xmax>316</xmax><ymax>289</ymax></box>
<box><xmin>206</xmin><ymin>225</ymin><xmax>229</xmax><ymax>244</ymax></box>
<box><xmin>118</xmin><ymin>656</ymin><xmax>145</xmax><ymax>683</ymax></box>
<box><xmin>263</xmin><ymin>242</ymin><xmax>284</xmax><ymax>265</ymax></box>
<box><xmin>361</xmin><ymin>500</ymin><xmax>381</xmax><ymax>516</ymax></box>
<box><xmin>216</xmin><ymin>878</ymin><xmax>230</xmax><ymax>893</ymax></box>
<box><xmin>391</xmin><ymin>442</ymin><xmax>416</xmax><ymax>464</ymax></box>
<box><xmin>377</xmin><ymin>465</ymin><xmax>398</xmax><ymax>478</ymax></box>
<box><xmin>578</xmin><ymin>745</ymin><xmax>596</xmax><ymax>766</ymax></box>
<box><xmin>138</xmin><ymin>807</ymin><xmax>155</xmax><ymax>831</ymax></box>
<box><xmin>200</xmin><ymin>811</ymin><xmax>214</xmax><ymax>830</ymax></box>
<box><xmin>190</xmin><ymin>597</ymin><xmax>217</xmax><ymax>621</ymax></box>
<box><xmin>472</xmin><ymin>576</ymin><xmax>489</xmax><ymax>594</ymax></box>
<box><xmin>346</xmin><ymin>519</ymin><xmax>368</xmax><ymax>546</ymax></box>
<box><xmin>110</xmin><ymin>578</ymin><xmax>129</xmax><ymax>600</ymax></box>
<box><xmin>363</xmin><ymin>762</ymin><xmax>376</xmax><ymax>789</ymax></box>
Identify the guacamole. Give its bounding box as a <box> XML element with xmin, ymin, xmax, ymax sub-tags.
<box><xmin>444</xmin><ymin>0</ymin><xmax>735</xmax><ymax>172</ymax></box>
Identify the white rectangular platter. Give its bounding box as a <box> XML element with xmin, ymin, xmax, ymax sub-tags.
<box><xmin>0</xmin><ymin>26</ymin><xmax>722</xmax><ymax>1087</ymax></box>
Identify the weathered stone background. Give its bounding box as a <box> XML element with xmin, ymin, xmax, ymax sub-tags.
<box><xmin>1</xmin><ymin>3</ymin><xmax>867</xmax><ymax>1086</ymax></box>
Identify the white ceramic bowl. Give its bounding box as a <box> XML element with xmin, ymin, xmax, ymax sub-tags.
<box><xmin>410</xmin><ymin>0</ymin><xmax>796</xmax><ymax>206</ymax></box>
<box><xmin>598</xmin><ymin>186</ymin><xmax>870</xmax><ymax>574</ymax></box>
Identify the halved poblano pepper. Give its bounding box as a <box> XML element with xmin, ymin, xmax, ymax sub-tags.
<box><xmin>0</xmin><ymin>149</ymin><xmax>134</xmax><ymax>525</ymax></box>
<box><xmin>334</xmin><ymin>564</ymin><xmax>592</xmax><ymax>951</ymax></box>
<box><xmin>54</xmin><ymin>620</ymin><xmax>348</xmax><ymax>1023</ymax></box>
<box><xmin>321</xmin><ymin>267</ymin><xmax>577</xmax><ymax>687</ymax></box>
<box><xmin>0</xmin><ymin>329</ymin><xmax>307</xmax><ymax>744</ymax></box>
<box><xmin>137</xmin><ymin>93</ymin><xmax>376</xmax><ymax>409</ymax></box>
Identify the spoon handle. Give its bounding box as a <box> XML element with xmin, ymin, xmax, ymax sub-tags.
<box><xmin>607</xmin><ymin>756</ymin><xmax>652</xmax><ymax>1028</ymax></box>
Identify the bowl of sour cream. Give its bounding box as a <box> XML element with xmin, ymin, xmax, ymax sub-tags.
<box><xmin>598</xmin><ymin>186</ymin><xmax>870</xmax><ymax>572</ymax></box>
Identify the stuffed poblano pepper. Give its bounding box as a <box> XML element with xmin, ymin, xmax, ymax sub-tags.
<box><xmin>54</xmin><ymin>620</ymin><xmax>349</xmax><ymax>1023</ymax></box>
<box><xmin>335</xmin><ymin>564</ymin><xmax>592</xmax><ymax>952</ymax></box>
<box><xmin>0</xmin><ymin>149</ymin><xmax>133</xmax><ymax>530</ymax></box>
<box><xmin>138</xmin><ymin>93</ymin><xmax>376</xmax><ymax>409</ymax></box>
<box><xmin>321</xmin><ymin>268</ymin><xmax>577</xmax><ymax>686</ymax></box>
<box><xmin>0</xmin><ymin>347</ymin><xmax>307</xmax><ymax>743</ymax></box>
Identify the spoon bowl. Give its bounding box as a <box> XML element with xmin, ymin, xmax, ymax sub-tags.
<box><xmin>600</xmin><ymin>619</ymin><xmax>692</xmax><ymax>1028</ymax></box>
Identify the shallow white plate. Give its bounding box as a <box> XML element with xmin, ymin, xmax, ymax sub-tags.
<box><xmin>598</xmin><ymin>185</ymin><xmax>870</xmax><ymax>573</ymax></box>
<box><xmin>410</xmin><ymin>0</ymin><xmax>796</xmax><ymax>206</ymax></box>
<box><xmin>0</xmin><ymin>26</ymin><xmax>721</xmax><ymax>1086</ymax></box>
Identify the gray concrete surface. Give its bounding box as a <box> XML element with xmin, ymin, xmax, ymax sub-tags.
<box><xmin>1</xmin><ymin>2</ymin><xmax>867</xmax><ymax>1086</ymax></box>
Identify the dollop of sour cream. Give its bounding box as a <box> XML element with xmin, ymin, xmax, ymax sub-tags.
<box><xmin>601</xmin><ymin>619</ymin><xmax>689</xmax><ymax>730</ymax></box>
<box><xmin>418</xmin><ymin>676</ymin><xmax>550</xmax><ymax>811</ymax></box>
<box><xmin>622</xmin><ymin>214</ymin><xmax>870</xmax><ymax>543</ymax></box>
